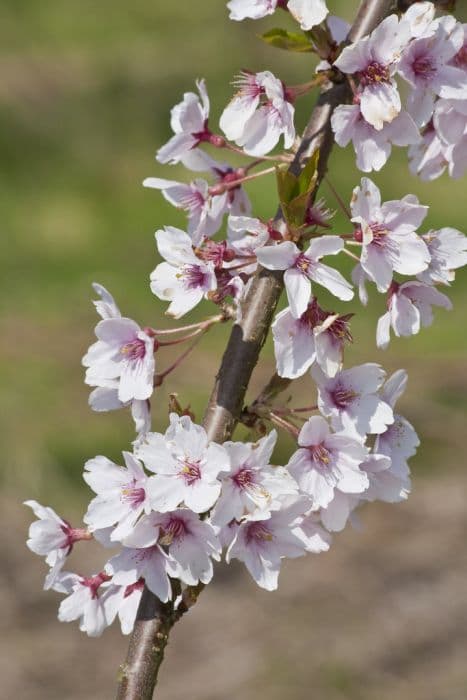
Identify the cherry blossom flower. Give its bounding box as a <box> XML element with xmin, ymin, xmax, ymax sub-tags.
<box><xmin>227</xmin><ymin>215</ymin><xmax>271</xmax><ymax>274</ymax></box>
<box><xmin>25</xmin><ymin>501</ymin><xmax>91</xmax><ymax>589</ymax></box>
<box><xmin>350</xmin><ymin>177</ymin><xmax>430</xmax><ymax>292</ymax></box>
<box><xmin>433</xmin><ymin>98</ymin><xmax>467</xmax><ymax>179</ymax></box>
<box><xmin>150</xmin><ymin>227</ymin><xmax>217</xmax><ymax>318</ymax></box>
<box><xmin>398</xmin><ymin>17</ymin><xmax>466</xmax><ymax>127</ymax></box>
<box><xmin>401</xmin><ymin>1</ymin><xmax>436</xmax><ymax>40</ymax></box>
<box><xmin>124</xmin><ymin>509</ymin><xmax>221</xmax><ymax>586</ymax></box>
<box><xmin>157</xmin><ymin>79</ymin><xmax>212</xmax><ymax>165</ymax></box>
<box><xmin>286</xmin><ymin>416</ymin><xmax>369</xmax><ymax>509</ymax></box>
<box><xmin>256</xmin><ymin>236</ymin><xmax>353</xmax><ymax>319</ymax></box>
<box><xmin>225</xmin><ymin>497</ymin><xmax>320</xmax><ymax>591</ymax></box>
<box><xmin>418</xmin><ymin>226</ymin><xmax>467</xmax><ymax>285</ymax></box>
<box><xmin>374</xmin><ymin>370</ymin><xmax>419</xmax><ymax>478</ymax></box>
<box><xmin>334</xmin><ymin>14</ymin><xmax>410</xmax><ymax>130</ymax></box>
<box><xmin>106</xmin><ymin>545</ymin><xmax>173</xmax><ymax>602</ymax></box>
<box><xmin>83</xmin><ymin>452</ymin><xmax>151</xmax><ymax>542</ymax></box>
<box><xmin>136</xmin><ymin>414</ymin><xmax>229</xmax><ymax>513</ymax></box>
<box><xmin>143</xmin><ymin>177</ymin><xmax>227</xmax><ymax>245</ymax></box>
<box><xmin>83</xmin><ymin>288</ymin><xmax>155</xmax><ymax>404</ymax></box>
<box><xmin>220</xmin><ymin>71</ymin><xmax>295</xmax><ymax>156</ymax></box>
<box><xmin>331</xmin><ymin>103</ymin><xmax>420</xmax><ymax>172</ymax></box>
<box><xmin>376</xmin><ymin>280</ymin><xmax>452</xmax><ymax>349</ymax></box>
<box><xmin>272</xmin><ymin>300</ymin><xmax>353</xmax><ymax>379</ymax></box>
<box><xmin>313</xmin><ymin>363</ymin><xmax>394</xmax><ymax>438</ymax></box>
<box><xmin>53</xmin><ymin>571</ymin><xmax>119</xmax><ymax>638</ymax></box>
<box><xmin>210</xmin><ymin>430</ymin><xmax>298</xmax><ymax>527</ymax></box>
<box><xmin>227</xmin><ymin>0</ymin><xmax>328</xmax><ymax>30</ymax></box>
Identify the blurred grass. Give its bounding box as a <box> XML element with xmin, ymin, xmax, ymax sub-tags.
<box><xmin>1</xmin><ymin>0</ymin><xmax>466</xmax><ymax>512</ymax></box>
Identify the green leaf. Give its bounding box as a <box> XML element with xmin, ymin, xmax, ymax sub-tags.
<box><xmin>260</xmin><ymin>28</ymin><xmax>313</xmax><ymax>53</ymax></box>
<box><xmin>275</xmin><ymin>150</ymin><xmax>320</xmax><ymax>228</ymax></box>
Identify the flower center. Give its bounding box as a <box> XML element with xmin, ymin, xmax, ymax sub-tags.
<box><xmin>121</xmin><ymin>481</ymin><xmax>146</xmax><ymax>508</ymax></box>
<box><xmin>179</xmin><ymin>187</ymin><xmax>206</xmax><ymax>214</ymax></box>
<box><xmin>360</xmin><ymin>61</ymin><xmax>390</xmax><ymax>86</ymax></box>
<box><xmin>412</xmin><ymin>55</ymin><xmax>436</xmax><ymax>81</ymax></box>
<box><xmin>233</xmin><ymin>467</ymin><xmax>255</xmax><ymax>489</ymax></box>
<box><xmin>81</xmin><ymin>572</ymin><xmax>111</xmax><ymax>599</ymax></box>
<box><xmin>309</xmin><ymin>443</ymin><xmax>332</xmax><ymax>469</ymax></box>
<box><xmin>180</xmin><ymin>459</ymin><xmax>202</xmax><ymax>485</ymax></box>
<box><xmin>369</xmin><ymin>222</ymin><xmax>389</xmax><ymax>247</ymax></box>
<box><xmin>159</xmin><ymin>516</ymin><xmax>188</xmax><ymax>545</ymax></box>
<box><xmin>182</xmin><ymin>264</ymin><xmax>209</xmax><ymax>290</ymax></box>
<box><xmin>331</xmin><ymin>385</ymin><xmax>358</xmax><ymax>408</ymax></box>
<box><xmin>245</xmin><ymin>521</ymin><xmax>273</xmax><ymax>545</ymax></box>
<box><xmin>295</xmin><ymin>253</ymin><xmax>313</xmax><ymax>274</ymax></box>
<box><xmin>120</xmin><ymin>338</ymin><xmax>146</xmax><ymax>361</ymax></box>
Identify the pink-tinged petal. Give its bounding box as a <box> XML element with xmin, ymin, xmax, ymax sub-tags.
<box><xmin>350</xmin><ymin>177</ymin><xmax>381</xmax><ymax>221</ymax></box>
<box><xmin>381</xmin><ymin>194</ymin><xmax>428</xmax><ymax>231</ymax></box>
<box><xmin>321</xmin><ymin>491</ymin><xmax>355</xmax><ymax>532</ymax></box>
<box><xmin>381</xmin><ymin>369</ymin><xmax>408</xmax><ymax>407</ymax></box>
<box><xmin>89</xmin><ymin>386</ymin><xmax>122</xmax><ymax>412</ymax></box>
<box><xmin>92</xmin><ymin>283</ymin><xmax>121</xmax><ymax>320</ymax></box>
<box><xmin>355</xmin><ymin>131</ymin><xmax>391</xmax><ymax>172</ymax></box>
<box><xmin>184</xmin><ymin>481</ymin><xmax>221</xmax><ymax>513</ymax></box>
<box><xmin>391</xmin><ymin>292</ymin><xmax>420</xmax><ymax>337</ymax></box>
<box><xmin>256</xmin><ymin>241</ymin><xmax>299</xmax><ymax>270</ymax></box>
<box><xmin>307</xmin><ymin>235</ymin><xmax>344</xmax><ymax>259</ymax></box>
<box><xmin>95</xmin><ymin>318</ymin><xmax>141</xmax><ymax>347</ymax></box>
<box><xmin>118</xmin><ymin>353</ymin><xmax>155</xmax><ymax>403</ymax></box>
<box><xmin>298</xmin><ymin>415</ymin><xmax>330</xmax><ymax>447</ymax></box>
<box><xmin>372</xmin><ymin>14</ymin><xmax>410</xmax><ymax>65</ymax></box>
<box><xmin>310</xmin><ymin>263</ymin><xmax>354</xmax><ymax>301</ymax></box>
<box><xmin>146</xmin><ymin>475</ymin><xmax>186</xmax><ymax>512</ymax></box>
<box><xmin>331</xmin><ymin>104</ymin><xmax>360</xmax><ymax>147</ymax></box>
<box><xmin>155</xmin><ymin>227</ymin><xmax>198</xmax><ymax>267</ymax></box>
<box><xmin>288</xmin><ymin>0</ymin><xmax>328</xmax><ymax>30</ymax></box>
<box><xmin>284</xmin><ymin>267</ymin><xmax>311</xmax><ymax>318</ymax></box>
<box><xmin>272</xmin><ymin>308</ymin><xmax>316</xmax><ymax>379</ymax></box>
<box><xmin>361</xmin><ymin>244</ymin><xmax>393</xmax><ymax>292</ymax></box>
<box><xmin>392</xmin><ymin>233</ymin><xmax>430</xmax><ymax>276</ymax></box>
<box><xmin>237</xmin><ymin>106</ymin><xmax>282</xmax><ymax>156</ymax></box>
<box><xmin>360</xmin><ymin>81</ymin><xmax>401</xmax><ymax>131</ymax></box>
<box><xmin>157</xmin><ymin>132</ymin><xmax>197</xmax><ymax>165</ymax></box>
<box><xmin>333</xmin><ymin>37</ymin><xmax>372</xmax><ymax>74</ymax></box>
<box><xmin>220</xmin><ymin>94</ymin><xmax>260</xmax><ymax>141</ymax></box>
<box><xmin>123</xmin><ymin>515</ymin><xmax>160</xmax><ymax>549</ymax></box>
<box><xmin>385</xmin><ymin>111</ymin><xmax>421</xmax><ymax>147</ymax></box>
<box><xmin>376</xmin><ymin>312</ymin><xmax>391</xmax><ymax>350</ymax></box>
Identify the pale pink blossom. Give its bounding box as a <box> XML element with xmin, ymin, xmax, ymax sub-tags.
<box><xmin>227</xmin><ymin>0</ymin><xmax>328</xmax><ymax>30</ymax></box>
<box><xmin>136</xmin><ymin>414</ymin><xmax>229</xmax><ymax>514</ymax></box>
<box><xmin>106</xmin><ymin>546</ymin><xmax>173</xmax><ymax>601</ymax></box>
<box><xmin>376</xmin><ymin>280</ymin><xmax>452</xmax><ymax>349</ymax></box>
<box><xmin>350</xmin><ymin>177</ymin><xmax>430</xmax><ymax>292</ymax></box>
<box><xmin>25</xmin><ymin>501</ymin><xmax>90</xmax><ymax>589</ymax></box>
<box><xmin>83</xmin><ymin>452</ymin><xmax>151</xmax><ymax>542</ymax></box>
<box><xmin>83</xmin><ymin>286</ymin><xmax>155</xmax><ymax>404</ymax></box>
<box><xmin>124</xmin><ymin>509</ymin><xmax>221</xmax><ymax>586</ymax></box>
<box><xmin>313</xmin><ymin>363</ymin><xmax>394</xmax><ymax>438</ymax></box>
<box><xmin>418</xmin><ymin>227</ymin><xmax>467</xmax><ymax>285</ymax></box>
<box><xmin>220</xmin><ymin>71</ymin><xmax>295</xmax><ymax>156</ymax></box>
<box><xmin>256</xmin><ymin>236</ymin><xmax>353</xmax><ymax>319</ymax></box>
<box><xmin>157</xmin><ymin>79</ymin><xmax>211</xmax><ymax>165</ymax></box>
<box><xmin>331</xmin><ymin>103</ymin><xmax>420</xmax><ymax>172</ymax></box>
<box><xmin>286</xmin><ymin>416</ymin><xmax>369</xmax><ymax>509</ymax></box>
<box><xmin>398</xmin><ymin>17</ymin><xmax>467</xmax><ymax>127</ymax></box>
<box><xmin>210</xmin><ymin>430</ymin><xmax>298</xmax><ymax>527</ymax></box>
<box><xmin>433</xmin><ymin>98</ymin><xmax>467</xmax><ymax>179</ymax></box>
<box><xmin>334</xmin><ymin>15</ymin><xmax>410</xmax><ymax>130</ymax></box>
<box><xmin>272</xmin><ymin>300</ymin><xmax>352</xmax><ymax>379</ymax></box>
<box><xmin>227</xmin><ymin>215</ymin><xmax>270</xmax><ymax>274</ymax></box>
<box><xmin>53</xmin><ymin>571</ymin><xmax>119</xmax><ymax>638</ymax></box>
<box><xmin>401</xmin><ymin>1</ymin><xmax>436</xmax><ymax>40</ymax></box>
<box><xmin>143</xmin><ymin>177</ymin><xmax>227</xmax><ymax>245</ymax></box>
<box><xmin>150</xmin><ymin>227</ymin><xmax>217</xmax><ymax>318</ymax></box>
<box><xmin>225</xmin><ymin>497</ymin><xmax>320</xmax><ymax>591</ymax></box>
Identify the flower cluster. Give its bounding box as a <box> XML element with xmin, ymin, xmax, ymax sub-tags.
<box><xmin>331</xmin><ymin>3</ymin><xmax>467</xmax><ymax>177</ymax></box>
<box><xmin>25</xmin><ymin>0</ymin><xmax>466</xmax><ymax>645</ymax></box>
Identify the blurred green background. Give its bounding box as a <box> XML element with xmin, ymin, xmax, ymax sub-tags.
<box><xmin>2</xmin><ymin>2</ymin><xmax>467</xmax><ymax>699</ymax></box>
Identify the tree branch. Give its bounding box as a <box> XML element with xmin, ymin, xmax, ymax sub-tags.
<box><xmin>115</xmin><ymin>2</ymin><xmax>395</xmax><ymax>697</ymax></box>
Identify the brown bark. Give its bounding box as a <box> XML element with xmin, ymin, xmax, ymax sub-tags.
<box><xmin>115</xmin><ymin>2</ymin><xmax>395</xmax><ymax>697</ymax></box>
